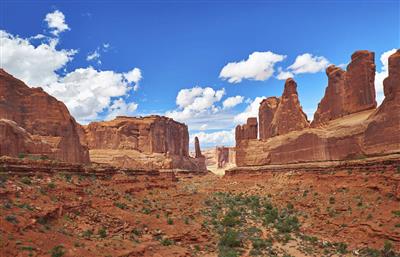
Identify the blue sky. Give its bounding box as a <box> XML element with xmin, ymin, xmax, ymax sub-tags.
<box><xmin>1</xmin><ymin>1</ymin><xmax>399</xmax><ymax>148</ymax></box>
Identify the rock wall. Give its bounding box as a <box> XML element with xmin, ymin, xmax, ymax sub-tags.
<box><xmin>259</xmin><ymin>97</ymin><xmax>279</xmax><ymax>140</ymax></box>
<box><xmin>0</xmin><ymin>69</ymin><xmax>89</xmax><ymax>163</ymax></box>
<box><xmin>81</xmin><ymin>116</ymin><xmax>206</xmax><ymax>171</ymax></box>
<box><xmin>235</xmin><ymin>50</ymin><xmax>399</xmax><ymax>167</ymax></box>
<box><xmin>312</xmin><ymin>50</ymin><xmax>376</xmax><ymax>126</ymax></box>
<box><xmin>235</xmin><ymin>117</ymin><xmax>258</xmax><ymax>145</ymax></box>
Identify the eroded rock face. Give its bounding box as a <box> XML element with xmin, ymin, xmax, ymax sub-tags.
<box><xmin>194</xmin><ymin>136</ymin><xmax>202</xmax><ymax>158</ymax></box>
<box><xmin>259</xmin><ymin>97</ymin><xmax>279</xmax><ymax>140</ymax></box>
<box><xmin>235</xmin><ymin>117</ymin><xmax>258</xmax><ymax>145</ymax></box>
<box><xmin>0</xmin><ymin>69</ymin><xmax>89</xmax><ymax>163</ymax></box>
<box><xmin>312</xmin><ymin>50</ymin><xmax>376</xmax><ymax>126</ymax></box>
<box><xmin>83</xmin><ymin>116</ymin><xmax>189</xmax><ymax>156</ymax></box>
<box><xmin>269</xmin><ymin>78</ymin><xmax>309</xmax><ymax>136</ymax></box>
<box><xmin>82</xmin><ymin>115</ymin><xmax>206</xmax><ymax>171</ymax></box>
<box><xmin>235</xmin><ymin>50</ymin><xmax>399</xmax><ymax>167</ymax></box>
<box><xmin>364</xmin><ymin>49</ymin><xmax>400</xmax><ymax>154</ymax></box>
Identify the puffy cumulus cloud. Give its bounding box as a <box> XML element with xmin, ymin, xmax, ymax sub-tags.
<box><xmin>45</xmin><ymin>10</ymin><xmax>70</xmax><ymax>36</ymax></box>
<box><xmin>223</xmin><ymin>95</ymin><xmax>244</xmax><ymax>109</ymax></box>
<box><xmin>167</xmin><ymin>87</ymin><xmax>226</xmax><ymax>121</ymax></box>
<box><xmin>105</xmin><ymin>98</ymin><xmax>138</xmax><ymax>121</ymax></box>
<box><xmin>375</xmin><ymin>49</ymin><xmax>397</xmax><ymax>105</ymax></box>
<box><xmin>0</xmin><ymin>27</ymin><xmax>142</xmax><ymax>124</ymax></box>
<box><xmin>0</xmin><ymin>30</ymin><xmax>76</xmax><ymax>87</ymax></box>
<box><xmin>287</xmin><ymin>53</ymin><xmax>329</xmax><ymax>74</ymax></box>
<box><xmin>276</xmin><ymin>67</ymin><xmax>293</xmax><ymax>80</ymax></box>
<box><xmin>190</xmin><ymin>130</ymin><xmax>235</xmax><ymax>148</ymax></box>
<box><xmin>124</xmin><ymin>68</ymin><xmax>142</xmax><ymax>91</ymax></box>
<box><xmin>233</xmin><ymin>96</ymin><xmax>265</xmax><ymax>124</ymax></box>
<box><xmin>219</xmin><ymin>51</ymin><xmax>286</xmax><ymax>83</ymax></box>
<box><xmin>45</xmin><ymin>67</ymin><xmax>140</xmax><ymax>123</ymax></box>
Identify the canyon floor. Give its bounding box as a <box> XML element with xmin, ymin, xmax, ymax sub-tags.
<box><xmin>1</xmin><ymin>156</ymin><xmax>400</xmax><ymax>257</ymax></box>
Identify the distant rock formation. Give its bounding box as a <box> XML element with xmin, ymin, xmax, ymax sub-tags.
<box><xmin>235</xmin><ymin>50</ymin><xmax>399</xmax><ymax>167</ymax></box>
<box><xmin>259</xmin><ymin>97</ymin><xmax>279</xmax><ymax>140</ymax></box>
<box><xmin>81</xmin><ymin>116</ymin><xmax>206</xmax><ymax>171</ymax></box>
<box><xmin>194</xmin><ymin>136</ymin><xmax>202</xmax><ymax>158</ymax></box>
<box><xmin>312</xmin><ymin>50</ymin><xmax>376</xmax><ymax>126</ymax></box>
<box><xmin>216</xmin><ymin>146</ymin><xmax>236</xmax><ymax>168</ymax></box>
<box><xmin>0</xmin><ymin>69</ymin><xmax>89</xmax><ymax>163</ymax></box>
<box><xmin>235</xmin><ymin>117</ymin><xmax>258</xmax><ymax>145</ymax></box>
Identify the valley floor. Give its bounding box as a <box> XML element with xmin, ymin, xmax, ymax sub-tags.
<box><xmin>0</xmin><ymin>157</ymin><xmax>399</xmax><ymax>257</ymax></box>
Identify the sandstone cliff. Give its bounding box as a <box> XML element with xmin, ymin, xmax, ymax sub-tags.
<box><xmin>312</xmin><ymin>50</ymin><xmax>377</xmax><ymax>126</ymax></box>
<box><xmin>0</xmin><ymin>69</ymin><xmax>89</xmax><ymax>163</ymax></box>
<box><xmin>235</xmin><ymin>50</ymin><xmax>399</xmax><ymax>167</ymax></box>
<box><xmin>235</xmin><ymin>117</ymin><xmax>258</xmax><ymax>145</ymax></box>
<box><xmin>259</xmin><ymin>97</ymin><xmax>279</xmax><ymax>140</ymax></box>
<box><xmin>81</xmin><ymin>116</ymin><xmax>206</xmax><ymax>171</ymax></box>
<box><xmin>216</xmin><ymin>146</ymin><xmax>236</xmax><ymax>168</ymax></box>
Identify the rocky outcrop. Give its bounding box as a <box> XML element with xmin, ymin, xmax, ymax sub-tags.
<box><xmin>194</xmin><ymin>136</ymin><xmax>202</xmax><ymax>158</ymax></box>
<box><xmin>82</xmin><ymin>116</ymin><xmax>189</xmax><ymax>156</ymax></box>
<box><xmin>269</xmin><ymin>78</ymin><xmax>310</xmax><ymax>136</ymax></box>
<box><xmin>259</xmin><ymin>97</ymin><xmax>279</xmax><ymax>140</ymax></box>
<box><xmin>312</xmin><ymin>50</ymin><xmax>376</xmax><ymax>126</ymax></box>
<box><xmin>0</xmin><ymin>69</ymin><xmax>89</xmax><ymax>163</ymax></box>
<box><xmin>235</xmin><ymin>117</ymin><xmax>258</xmax><ymax>145</ymax></box>
<box><xmin>216</xmin><ymin>146</ymin><xmax>236</xmax><ymax>168</ymax></box>
<box><xmin>364</xmin><ymin>49</ymin><xmax>400</xmax><ymax>154</ymax></box>
<box><xmin>81</xmin><ymin>116</ymin><xmax>206</xmax><ymax>171</ymax></box>
<box><xmin>235</xmin><ymin>50</ymin><xmax>399</xmax><ymax>167</ymax></box>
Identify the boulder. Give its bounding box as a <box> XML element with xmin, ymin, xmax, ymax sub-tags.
<box><xmin>0</xmin><ymin>69</ymin><xmax>89</xmax><ymax>163</ymax></box>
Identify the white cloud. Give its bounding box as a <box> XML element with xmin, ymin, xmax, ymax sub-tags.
<box><xmin>86</xmin><ymin>49</ymin><xmax>101</xmax><ymax>64</ymax></box>
<box><xmin>233</xmin><ymin>96</ymin><xmax>265</xmax><ymax>124</ymax></box>
<box><xmin>223</xmin><ymin>95</ymin><xmax>244</xmax><ymax>109</ymax></box>
<box><xmin>375</xmin><ymin>49</ymin><xmax>396</xmax><ymax>105</ymax></box>
<box><xmin>287</xmin><ymin>53</ymin><xmax>329</xmax><ymax>74</ymax></box>
<box><xmin>45</xmin><ymin>10</ymin><xmax>70</xmax><ymax>36</ymax></box>
<box><xmin>276</xmin><ymin>67</ymin><xmax>293</xmax><ymax>80</ymax></box>
<box><xmin>220</xmin><ymin>51</ymin><xmax>286</xmax><ymax>83</ymax></box>
<box><xmin>0</xmin><ymin>30</ymin><xmax>76</xmax><ymax>87</ymax></box>
<box><xmin>190</xmin><ymin>130</ymin><xmax>235</xmax><ymax>148</ymax></box>
<box><xmin>0</xmin><ymin>29</ymin><xmax>142</xmax><ymax>124</ymax></box>
<box><xmin>105</xmin><ymin>98</ymin><xmax>138</xmax><ymax>121</ymax></box>
<box><xmin>124</xmin><ymin>68</ymin><xmax>142</xmax><ymax>91</ymax></box>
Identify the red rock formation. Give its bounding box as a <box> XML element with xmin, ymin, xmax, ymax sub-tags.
<box><xmin>235</xmin><ymin>50</ymin><xmax>399</xmax><ymax>167</ymax></box>
<box><xmin>269</xmin><ymin>78</ymin><xmax>309</xmax><ymax>136</ymax></box>
<box><xmin>312</xmin><ymin>50</ymin><xmax>376</xmax><ymax>126</ymax></box>
<box><xmin>82</xmin><ymin>115</ymin><xmax>206</xmax><ymax>171</ymax></box>
<box><xmin>364</xmin><ymin>49</ymin><xmax>400</xmax><ymax>154</ymax></box>
<box><xmin>0</xmin><ymin>69</ymin><xmax>89</xmax><ymax>163</ymax></box>
<box><xmin>216</xmin><ymin>146</ymin><xmax>236</xmax><ymax>168</ymax></box>
<box><xmin>83</xmin><ymin>116</ymin><xmax>189</xmax><ymax>156</ymax></box>
<box><xmin>194</xmin><ymin>136</ymin><xmax>202</xmax><ymax>158</ymax></box>
<box><xmin>235</xmin><ymin>117</ymin><xmax>258</xmax><ymax>145</ymax></box>
<box><xmin>259</xmin><ymin>97</ymin><xmax>279</xmax><ymax>140</ymax></box>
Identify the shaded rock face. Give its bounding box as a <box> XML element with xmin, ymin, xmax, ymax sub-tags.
<box><xmin>312</xmin><ymin>50</ymin><xmax>376</xmax><ymax>126</ymax></box>
<box><xmin>82</xmin><ymin>116</ymin><xmax>189</xmax><ymax>156</ymax></box>
<box><xmin>269</xmin><ymin>78</ymin><xmax>309</xmax><ymax>136</ymax></box>
<box><xmin>194</xmin><ymin>136</ymin><xmax>202</xmax><ymax>158</ymax></box>
<box><xmin>0</xmin><ymin>69</ymin><xmax>89</xmax><ymax>163</ymax></box>
<box><xmin>235</xmin><ymin>50</ymin><xmax>399</xmax><ymax>167</ymax></box>
<box><xmin>235</xmin><ymin>117</ymin><xmax>258</xmax><ymax>145</ymax></box>
<box><xmin>259</xmin><ymin>97</ymin><xmax>280</xmax><ymax>140</ymax></box>
<box><xmin>216</xmin><ymin>146</ymin><xmax>236</xmax><ymax>168</ymax></box>
<box><xmin>364</xmin><ymin>49</ymin><xmax>400</xmax><ymax>154</ymax></box>
<box><xmin>82</xmin><ymin>115</ymin><xmax>206</xmax><ymax>171</ymax></box>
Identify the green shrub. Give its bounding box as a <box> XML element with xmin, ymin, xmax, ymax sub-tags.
<box><xmin>114</xmin><ymin>202</ymin><xmax>128</xmax><ymax>210</ymax></box>
<box><xmin>20</xmin><ymin>177</ymin><xmax>32</xmax><ymax>185</ymax></box>
<box><xmin>5</xmin><ymin>215</ymin><xmax>18</xmax><ymax>224</ymax></box>
<box><xmin>219</xmin><ymin>229</ymin><xmax>241</xmax><ymax>248</ymax></box>
<box><xmin>167</xmin><ymin>217</ymin><xmax>174</xmax><ymax>225</ymax></box>
<box><xmin>98</xmin><ymin>227</ymin><xmax>107</xmax><ymax>238</ymax></box>
<box><xmin>50</xmin><ymin>245</ymin><xmax>65</xmax><ymax>257</ymax></box>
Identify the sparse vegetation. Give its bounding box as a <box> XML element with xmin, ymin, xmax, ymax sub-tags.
<box><xmin>50</xmin><ymin>245</ymin><xmax>65</xmax><ymax>257</ymax></box>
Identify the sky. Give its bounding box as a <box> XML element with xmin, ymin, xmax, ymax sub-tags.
<box><xmin>1</xmin><ymin>0</ymin><xmax>399</xmax><ymax>149</ymax></box>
